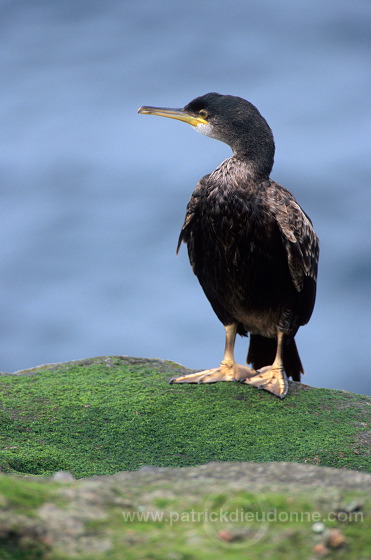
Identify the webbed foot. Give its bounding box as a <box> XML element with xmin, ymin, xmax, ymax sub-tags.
<box><xmin>241</xmin><ymin>366</ymin><xmax>288</xmax><ymax>398</ymax></box>
<box><xmin>169</xmin><ymin>362</ymin><xmax>257</xmax><ymax>384</ymax></box>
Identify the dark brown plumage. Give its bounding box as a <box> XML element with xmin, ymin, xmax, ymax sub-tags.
<box><xmin>138</xmin><ymin>93</ymin><xmax>319</xmax><ymax>398</ymax></box>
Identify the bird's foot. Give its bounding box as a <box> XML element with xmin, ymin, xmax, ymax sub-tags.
<box><xmin>169</xmin><ymin>361</ymin><xmax>257</xmax><ymax>384</ymax></box>
<box><xmin>241</xmin><ymin>366</ymin><xmax>288</xmax><ymax>399</ymax></box>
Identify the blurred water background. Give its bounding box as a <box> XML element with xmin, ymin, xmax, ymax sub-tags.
<box><xmin>1</xmin><ymin>0</ymin><xmax>370</xmax><ymax>394</ymax></box>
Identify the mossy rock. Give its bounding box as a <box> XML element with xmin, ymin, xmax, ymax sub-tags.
<box><xmin>0</xmin><ymin>462</ymin><xmax>370</xmax><ymax>559</ymax></box>
<box><xmin>0</xmin><ymin>356</ymin><xmax>370</xmax><ymax>477</ymax></box>
<box><xmin>0</xmin><ymin>356</ymin><xmax>370</xmax><ymax>559</ymax></box>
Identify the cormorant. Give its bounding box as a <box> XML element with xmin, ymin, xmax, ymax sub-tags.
<box><xmin>138</xmin><ymin>93</ymin><xmax>319</xmax><ymax>398</ymax></box>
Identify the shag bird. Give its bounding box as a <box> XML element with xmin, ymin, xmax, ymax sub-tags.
<box><xmin>138</xmin><ymin>93</ymin><xmax>319</xmax><ymax>398</ymax></box>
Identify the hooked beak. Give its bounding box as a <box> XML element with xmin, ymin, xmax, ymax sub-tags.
<box><xmin>138</xmin><ymin>105</ymin><xmax>208</xmax><ymax>127</ymax></box>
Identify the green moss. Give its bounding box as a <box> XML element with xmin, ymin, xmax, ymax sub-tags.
<box><xmin>0</xmin><ymin>476</ymin><xmax>57</xmax><ymax>560</ymax></box>
<box><xmin>69</xmin><ymin>487</ymin><xmax>370</xmax><ymax>560</ymax></box>
<box><xmin>0</xmin><ymin>356</ymin><xmax>369</xmax><ymax>477</ymax></box>
<box><xmin>0</xmin><ymin>477</ymin><xmax>51</xmax><ymax>511</ymax></box>
<box><xmin>0</xmin><ymin>463</ymin><xmax>369</xmax><ymax>559</ymax></box>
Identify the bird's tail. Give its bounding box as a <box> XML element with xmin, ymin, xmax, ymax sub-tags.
<box><xmin>247</xmin><ymin>334</ymin><xmax>303</xmax><ymax>382</ymax></box>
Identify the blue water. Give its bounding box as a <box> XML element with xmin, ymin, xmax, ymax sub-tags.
<box><xmin>1</xmin><ymin>0</ymin><xmax>370</xmax><ymax>395</ymax></box>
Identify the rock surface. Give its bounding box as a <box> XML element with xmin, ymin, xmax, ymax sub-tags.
<box><xmin>0</xmin><ymin>356</ymin><xmax>370</xmax><ymax>558</ymax></box>
<box><xmin>0</xmin><ymin>461</ymin><xmax>370</xmax><ymax>559</ymax></box>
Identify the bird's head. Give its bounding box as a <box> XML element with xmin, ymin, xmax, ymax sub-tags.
<box><xmin>138</xmin><ymin>92</ymin><xmax>275</xmax><ymax>178</ymax></box>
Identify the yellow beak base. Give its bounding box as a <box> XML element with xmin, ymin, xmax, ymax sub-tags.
<box><xmin>138</xmin><ymin>106</ymin><xmax>207</xmax><ymax>127</ymax></box>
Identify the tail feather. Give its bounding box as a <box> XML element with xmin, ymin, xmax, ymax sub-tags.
<box><xmin>247</xmin><ymin>334</ymin><xmax>303</xmax><ymax>382</ymax></box>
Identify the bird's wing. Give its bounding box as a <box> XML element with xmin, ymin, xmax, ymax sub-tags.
<box><xmin>267</xmin><ymin>181</ymin><xmax>319</xmax><ymax>293</ymax></box>
<box><xmin>176</xmin><ymin>178</ymin><xmax>206</xmax><ymax>255</ymax></box>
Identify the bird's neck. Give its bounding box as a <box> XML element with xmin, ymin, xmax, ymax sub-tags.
<box><xmin>233</xmin><ymin>153</ymin><xmax>271</xmax><ymax>182</ymax></box>
<box><xmin>230</xmin><ymin>121</ymin><xmax>275</xmax><ymax>180</ymax></box>
<box><xmin>195</xmin><ymin>119</ymin><xmax>274</xmax><ymax>180</ymax></box>
<box><xmin>211</xmin><ymin>155</ymin><xmax>269</xmax><ymax>187</ymax></box>
<box><xmin>232</xmin><ymin>137</ymin><xmax>274</xmax><ymax>181</ymax></box>
<box><xmin>218</xmin><ymin>153</ymin><xmax>272</xmax><ymax>184</ymax></box>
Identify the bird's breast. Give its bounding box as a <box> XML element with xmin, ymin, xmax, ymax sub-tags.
<box><xmin>198</xmin><ymin>182</ymin><xmax>271</xmax><ymax>246</ymax></box>
<box><xmin>186</xmin><ymin>179</ymin><xmax>297</xmax><ymax>336</ymax></box>
<box><xmin>189</xmin><ymin>181</ymin><xmax>290</xmax><ymax>289</ymax></box>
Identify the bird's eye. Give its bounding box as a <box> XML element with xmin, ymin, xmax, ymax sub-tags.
<box><xmin>199</xmin><ymin>109</ymin><xmax>208</xmax><ymax>119</ymax></box>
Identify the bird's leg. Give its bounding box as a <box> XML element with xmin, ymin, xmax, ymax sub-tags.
<box><xmin>169</xmin><ymin>323</ymin><xmax>257</xmax><ymax>384</ymax></box>
<box><xmin>241</xmin><ymin>330</ymin><xmax>288</xmax><ymax>398</ymax></box>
